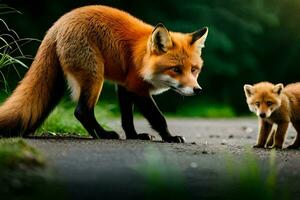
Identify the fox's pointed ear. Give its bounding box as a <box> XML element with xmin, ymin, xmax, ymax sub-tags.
<box><xmin>273</xmin><ymin>83</ymin><xmax>284</xmax><ymax>95</ymax></box>
<box><xmin>190</xmin><ymin>27</ymin><xmax>208</xmax><ymax>52</ymax></box>
<box><xmin>244</xmin><ymin>84</ymin><xmax>253</xmax><ymax>98</ymax></box>
<box><xmin>150</xmin><ymin>23</ymin><xmax>173</xmax><ymax>54</ymax></box>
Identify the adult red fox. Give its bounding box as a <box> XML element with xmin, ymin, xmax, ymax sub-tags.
<box><xmin>0</xmin><ymin>5</ymin><xmax>208</xmax><ymax>143</ymax></box>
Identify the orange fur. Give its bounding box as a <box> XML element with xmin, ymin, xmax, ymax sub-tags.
<box><xmin>0</xmin><ymin>5</ymin><xmax>208</xmax><ymax>136</ymax></box>
<box><xmin>244</xmin><ymin>82</ymin><xmax>300</xmax><ymax>149</ymax></box>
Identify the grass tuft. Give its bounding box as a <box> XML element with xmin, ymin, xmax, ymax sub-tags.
<box><xmin>133</xmin><ymin>146</ymin><xmax>188</xmax><ymax>200</ymax></box>
<box><xmin>0</xmin><ymin>4</ymin><xmax>40</xmax><ymax>93</ymax></box>
<box><xmin>0</xmin><ymin>138</ymin><xmax>45</xmax><ymax>170</ymax></box>
<box><xmin>0</xmin><ymin>138</ymin><xmax>66</xmax><ymax>200</ymax></box>
<box><xmin>223</xmin><ymin>150</ymin><xmax>289</xmax><ymax>200</ymax></box>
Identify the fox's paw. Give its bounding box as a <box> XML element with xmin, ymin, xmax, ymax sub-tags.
<box><xmin>100</xmin><ymin>131</ymin><xmax>120</xmax><ymax>139</ymax></box>
<box><xmin>137</xmin><ymin>133</ymin><xmax>155</xmax><ymax>141</ymax></box>
<box><xmin>126</xmin><ymin>133</ymin><xmax>155</xmax><ymax>140</ymax></box>
<box><xmin>287</xmin><ymin>144</ymin><xmax>300</xmax><ymax>149</ymax></box>
<box><xmin>163</xmin><ymin>136</ymin><xmax>185</xmax><ymax>143</ymax></box>
<box><xmin>266</xmin><ymin>143</ymin><xmax>273</xmax><ymax>148</ymax></box>
<box><xmin>252</xmin><ymin>144</ymin><xmax>264</xmax><ymax>148</ymax></box>
<box><xmin>270</xmin><ymin>145</ymin><xmax>282</xmax><ymax>150</ymax></box>
<box><xmin>266</xmin><ymin>141</ymin><xmax>274</xmax><ymax>148</ymax></box>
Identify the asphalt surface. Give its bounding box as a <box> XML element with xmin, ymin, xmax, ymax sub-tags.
<box><xmin>26</xmin><ymin>118</ymin><xmax>300</xmax><ymax>200</ymax></box>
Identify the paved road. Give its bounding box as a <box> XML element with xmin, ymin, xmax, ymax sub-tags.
<box><xmin>27</xmin><ymin>118</ymin><xmax>300</xmax><ymax>199</ymax></box>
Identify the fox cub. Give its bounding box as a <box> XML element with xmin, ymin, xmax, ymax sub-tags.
<box><xmin>244</xmin><ymin>82</ymin><xmax>300</xmax><ymax>149</ymax></box>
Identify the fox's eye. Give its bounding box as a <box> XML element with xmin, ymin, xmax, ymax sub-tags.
<box><xmin>170</xmin><ymin>67</ymin><xmax>182</xmax><ymax>74</ymax></box>
<box><xmin>255</xmin><ymin>102</ymin><xmax>260</xmax><ymax>107</ymax></box>
<box><xmin>191</xmin><ymin>67</ymin><xmax>199</xmax><ymax>73</ymax></box>
<box><xmin>266</xmin><ymin>101</ymin><xmax>273</xmax><ymax>106</ymax></box>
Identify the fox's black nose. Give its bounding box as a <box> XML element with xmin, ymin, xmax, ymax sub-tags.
<box><xmin>259</xmin><ymin>113</ymin><xmax>266</xmax><ymax>118</ymax></box>
<box><xmin>193</xmin><ymin>87</ymin><xmax>202</xmax><ymax>95</ymax></box>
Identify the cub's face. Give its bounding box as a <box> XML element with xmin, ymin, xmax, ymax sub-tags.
<box><xmin>244</xmin><ymin>82</ymin><xmax>283</xmax><ymax>118</ymax></box>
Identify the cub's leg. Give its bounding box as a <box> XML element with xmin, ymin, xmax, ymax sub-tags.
<box><xmin>253</xmin><ymin>119</ymin><xmax>273</xmax><ymax>148</ymax></box>
<box><xmin>287</xmin><ymin>121</ymin><xmax>300</xmax><ymax>149</ymax></box>
<box><xmin>117</xmin><ymin>85</ymin><xmax>154</xmax><ymax>140</ymax></box>
<box><xmin>272</xmin><ymin>122</ymin><xmax>289</xmax><ymax>149</ymax></box>
<box><xmin>266</xmin><ymin>128</ymin><xmax>276</xmax><ymax>148</ymax></box>
<box><xmin>132</xmin><ymin>94</ymin><xmax>185</xmax><ymax>143</ymax></box>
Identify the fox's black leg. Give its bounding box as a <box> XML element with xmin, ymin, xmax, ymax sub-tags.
<box><xmin>117</xmin><ymin>85</ymin><xmax>154</xmax><ymax>140</ymax></box>
<box><xmin>117</xmin><ymin>85</ymin><xmax>137</xmax><ymax>138</ymax></box>
<box><xmin>62</xmin><ymin>44</ymin><xmax>119</xmax><ymax>139</ymax></box>
<box><xmin>74</xmin><ymin>91</ymin><xmax>120</xmax><ymax>139</ymax></box>
<box><xmin>133</xmin><ymin>94</ymin><xmax>185</xmax><ymax>143</ymax></box>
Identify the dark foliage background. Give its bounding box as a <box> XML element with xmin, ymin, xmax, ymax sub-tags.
<box><xmin>1</xmin><ymin>0</ymin><xmax>300</xmax><ymax>115</ymax></box>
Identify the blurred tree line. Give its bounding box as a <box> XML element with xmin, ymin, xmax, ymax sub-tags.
<box><xmin>1</xmin><ymin>0</ymin><xmax>300</xmax><ymax>115</ymax></box>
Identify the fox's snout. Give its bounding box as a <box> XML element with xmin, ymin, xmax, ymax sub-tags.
<box><xmin>193</xmin><ymin>86</ymin><xmax>202</xmax><ymax>95</ymax></box>
<box><xmin>257</xmin><ymin>104</ymin><xmax>275</xmax><ymax>118</ymax></box>
<box><xmin>169</xmin><ymin>75</ymin><xmax>202</xmax><ymax>96</ymax></box>
<box><xmin>259</xmin><ymin>113</ymin><xmax>266</xmax><ymax>118</ymax></box>
<box><xmin>147</xmin><ymin>73</ymin><xmax>202</xmax><ymax>96</ymax></box>
<box><xmin>174</xmin><ymin>84</ymin><xmax>202</xmax><ymax>96</ymax></box>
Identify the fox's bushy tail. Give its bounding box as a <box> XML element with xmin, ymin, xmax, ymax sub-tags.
<box><xmin>0</xmin><ymin>34</ymin><xmax>65</xmax><ymax>137</ymax></box>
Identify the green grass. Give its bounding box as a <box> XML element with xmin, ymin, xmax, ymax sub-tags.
<box><xmin>37</xmin><ymin>100</ymin><xmax>119</xmax><ymax>136</ymax></box>
<box><xmin>0</xmin><ymin>4</ymin><xmax>39</xmax><ymax>93</ymax></box>
<box><xmin>0</xmin><ymin>138</ymin><xmax>66</xmax><ymax>200</ymax></box>
<box><xmin>133</xmin><ymin>146</ymin><xmax>188</xmax><ymax>200</ymax></box>
<box><xmin>0</xmin><ymin>138</ymin><xmax>46</xmax><ymax>194</ymax></box>
<box><xmin>223</xmin><ymin>150</ymin><xmax>289</xmax><ymax>200</ymax></box>
<box><xmin>174</xmin><ymin>101</ymin><xmax>236</xmax><ymax>118</ymax></box>
<box><xmin>0</xmin><ymin>138</ymin><xmax>45</xmax><ymax>169</ymax></box>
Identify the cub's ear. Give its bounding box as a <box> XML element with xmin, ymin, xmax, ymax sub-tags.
<box><xmin>244</xmin><ymin>84</ymin><xmax>253</xmax><ymax>98</ymax></box>
<box><xmin>190</xmin><ymin>27</ymin><xmax>208</xmax><ymax>52</ymax></box>
<box><xmin>273</xmin><ymin>83</ymin><xmax>284</xmax><ymax>95</ymax></box>
<box><xmin>150</xmin><ymin>23</ymin><xmax>173</xmax><ymax>54</ymax></box>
